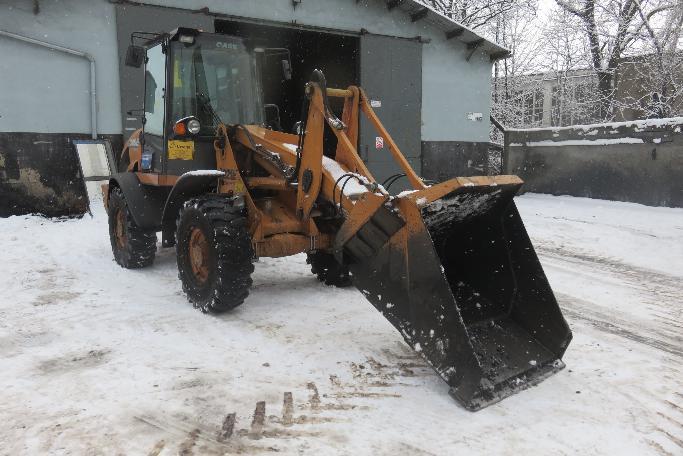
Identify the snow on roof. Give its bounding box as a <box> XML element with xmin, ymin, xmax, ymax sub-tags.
<box><xmin>393</xmin><ymin>1</ymin><xmax>510</xmax><ymax>59</ymax></box>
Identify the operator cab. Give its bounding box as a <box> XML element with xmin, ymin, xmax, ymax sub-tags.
<box><xmin>125</xmin><ymin>28</ymin><xmax>287</xmax><ymax>176</ymax></box>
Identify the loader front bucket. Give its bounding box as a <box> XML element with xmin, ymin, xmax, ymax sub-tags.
<box><xmin>344</xmin><ymin>176</ymin><xmax>572</xmax><ymax>410</ymax></box>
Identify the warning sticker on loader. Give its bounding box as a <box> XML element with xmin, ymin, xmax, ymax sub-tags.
<box><xmin>168</xmin><ymin>140</ymin><xmax>194</xmax><ymax>160</ymax></box>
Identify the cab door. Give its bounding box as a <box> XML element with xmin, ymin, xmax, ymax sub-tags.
<box><xmin>142</xmin><ymin>41</ymin><xmax>168</xmax><ymax>174</ymax></box>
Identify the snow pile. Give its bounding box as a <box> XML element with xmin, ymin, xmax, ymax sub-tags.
<box><xmin>321</xmin><ymin>156</ymin><xmax>369</xmax><ymax>197</ymax></box>
<box><xmin>395</xmin><ymin>189</ymin><xmax>418</xmax><ymax>198</ymax></box>
<box><xmin>181</xmin><ymin>170</ymin><xmax>226</xmax><ymax>177</ymax></box>
<box><xmin>510</xmin><ymin>137</ymin><xmax>645</xmax><ymax>147</ymax></box>
<box><xmin>508</xmin><ymin>116</ymin><xmax>682</xmax><ymax>149</ymax></box>
<box><xmin>279</xmin><ymin>143</ymin><xmax>371</xmax><ymax>198</ymax></box>
<box><xmin>508</xmin><ymin>116</ymin><xmax>683</xmax><ymax>133</ymax></box>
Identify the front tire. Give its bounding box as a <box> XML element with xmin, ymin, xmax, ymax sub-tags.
<box><xmin>307</xmin><ymin>251</ymin><xmax>352</xmax><ymax>287</ymax></box>
<box><xmin>108</xmin><ymin>186</ymin><xmax>157</xmax><ymax>268</ymax></box>
<box><xmin>175</xmin><ymin>195</ymin><xmax>254</xmax><ymax>313</ymax></box>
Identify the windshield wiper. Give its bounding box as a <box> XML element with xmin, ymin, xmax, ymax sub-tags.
<box><xmin>197</xmin><ymin>92</ymin><xmax>223</xmax><ymax>128</ymax></box>
<box><xmin>190</xmin><ymin>45</ymin><xmax>222</xmax><ymax>129</ymax></box>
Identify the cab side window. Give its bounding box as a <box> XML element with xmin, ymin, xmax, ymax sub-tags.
<box><xmin>144</xmin><ymin>44</ymin><xmax>166</xmax><ymax>136</ymax></box>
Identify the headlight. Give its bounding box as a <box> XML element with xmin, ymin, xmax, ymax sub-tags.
<box><xmin>187</xmin><ymin>119</ymin><xmax>201</xmax><ymax>134</ymax></box>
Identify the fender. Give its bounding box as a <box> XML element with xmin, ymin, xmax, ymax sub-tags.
<box><xmin>124</xmin><ymin>129</ymin><xmax>143</xmax><ymax>172</ymax></box>
<box><xmin>119</xmin><ymin>146</ymin><xmax>131</xmax><ymax>172</ymax></box>
<box><xmin>160</xmin><ymin>170</ymin><xmax>226</xmax><ymax>247</ymax></box>
<box><xmin>108</xmin><ymin>173</ymin><xmax>170</xmax><ymax>230</ymax></box>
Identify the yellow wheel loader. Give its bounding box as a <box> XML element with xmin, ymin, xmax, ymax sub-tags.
<box><xmin>103</xmin><ymin>28</ymin><xmax>572</xmax><ymax>410</ymax></box>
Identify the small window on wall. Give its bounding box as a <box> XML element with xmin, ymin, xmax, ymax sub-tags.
<box><xmin>144</xmin><ymin>44</ymin><xmax>166</xmax><ymax>136</ymax></box>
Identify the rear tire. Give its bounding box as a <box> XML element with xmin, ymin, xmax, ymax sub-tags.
<box><xmin>108</xmin><ymin>186</ymin><xmax>157</xmax><ymax>268</ymax></box>
<box><xmin>307</xmin><ymin>251</ymin><xmax>352</xmax><ymax>287</ymax></box>
<box><xmin>175</xmin><ymin>194</ymin><xmax>254</xmax><ymax>313</ymax></box>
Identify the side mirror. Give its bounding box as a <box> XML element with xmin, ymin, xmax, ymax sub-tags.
<box><xmin>125</xmin><ymin>45</ymin><xmax>145</xmax><ymax>68</ymax></box>
<box><xmin>281</xmin><ymin>59</ymin><xmax>292</xmax><ymax>81</ymax></box>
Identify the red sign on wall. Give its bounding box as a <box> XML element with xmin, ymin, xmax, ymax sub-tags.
<box><xmin>375</xmin><ymin>136</ymin><xmax>384</xmax><ymax>149</ymax></box>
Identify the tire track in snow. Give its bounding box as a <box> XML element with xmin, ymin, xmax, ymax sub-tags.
<box><xmin>644</xmin><ymin>399</ymin><xmax>683</xmax><ymax>454</ymax></box>
<box><xmin>136</xmin><ymin>386</ymin><xmax>362</xmax><ymax>454</ymax></box>
<box><xmin>536</xmin><ymin>243</ymin><xmax>681</xmax><ymax>302</ymax></box>
<box><xmin>542</xmin><ymin>232</ymin><xmax>683</xmax><ymax>453</ymax></box>
<box><xmin>537</xmin><ymin>242</ymin><xmax>683</xmax><ymax>356</ymax></box>
<box><xmin>557</xmin><ymin>293</ymin><xmax>683</xmax><ymax>359</ymax></box>
<box><xmin>606</xmin><ymin>366</ymin><xmax>683</xmax><ymax>455</ymax></box>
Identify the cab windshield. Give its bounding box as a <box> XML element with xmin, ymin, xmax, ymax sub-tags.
<box><xmin>170</xmin><ymin>36</ymin><xmax>263</xmax><ymax>135</ymax></box>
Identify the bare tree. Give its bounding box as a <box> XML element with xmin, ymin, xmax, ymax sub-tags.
<box><xmin>628</xmin><ymin>0</ymin><xmax>683</xmax><ymax>117</ymax></box>
<box><xmin>421</xmin><ymin>0</ymin><xmax>536</xmax><ymax>29</ymax></box>
<box><xmin>554</xmin><ymin>0</ymin><xmax>680</xmax><ymax>120</ymax></box>
<box><xmin>420</xmin><ymin>0</ymin><xmax>543</xmax><ymax>133</ymax></box>
<box><xmin>490</xmin><ymin>4</ymin><xmax>545</xmax><ymax>129</ymax></box>
<box><xmin>427</xmin><ymin>0</ymin><xmax>681</xmax><ymax>129</ymax></box>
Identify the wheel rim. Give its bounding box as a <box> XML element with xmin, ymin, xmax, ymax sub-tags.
<box><xmin>115</xmin><ymin>209</ymin><xmax>127</xmax><ymax>249</ymax></box>
<box><xmin>188</xmin><ymin>227</ymin><xmax>210</xmax><ymax>284</ymax></box>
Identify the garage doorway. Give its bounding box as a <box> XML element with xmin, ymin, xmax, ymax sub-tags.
<box><xmin>215</xmin><ymin>19</ymin><xmax>423</xmax><ymax>191</ymax></box>
<box><xmin>215</xmin><ymin>20</ymin><xmax>359</xmax><ymax>136</ymax></box>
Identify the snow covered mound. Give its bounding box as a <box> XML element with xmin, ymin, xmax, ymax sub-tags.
<box><xmin>0</xmin><ymin>194</ymin><xmax>681</xmax><ymax>455</ymax></box>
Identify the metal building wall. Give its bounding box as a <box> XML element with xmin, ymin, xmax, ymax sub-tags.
<box><xmin>131</xmin><ymin>0</ymin><xmax>494</xmax><ymax>145</ymax></box>
<box><xmin>0</xmin><ymin>0</ymin><xmax>493</xmax><ymax>141</ymax></box>
<box><xmin>0</xmin><ymin>0</ymin><xmax>496</xmax><ymax>215</ymax></box>
<box><xmin>0</xmin><ymin>0</ymin><xmax>121</xmax><ymax>216</ymax></box>
<box><xmin>115</xmin><ymin>0</ymin><xmax>495</xmax><ymax>180</ymax></box>
<box><xmin>0</xmin><ymin>0</ymin><xmax>121</xmax><ymax>135</ymax></box>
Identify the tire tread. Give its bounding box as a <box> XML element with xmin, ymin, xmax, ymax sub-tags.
<box><xmin>108</xmin><ymin>186</ymin><xmax>156</xmax><ymax>269</ymax></box>
<box><xmin>176</xmin><ymin>194</ymin><xmax>254</xmax><ymax>313</ymax></box>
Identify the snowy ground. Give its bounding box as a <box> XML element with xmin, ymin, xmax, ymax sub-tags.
<box><xmin>0</xmin><ymin>192</ymin><xmax>681</xmax><ymax>455</ymax></box>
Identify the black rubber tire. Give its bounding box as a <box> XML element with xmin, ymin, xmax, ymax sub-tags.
<box><xmin>306</xmin><ymin>251</ymin><xmax>352</xmax><ymax>287</ymax></box>
<box><xmin>108</xmin><ymin>186</ymin><xmax>157</xmax><ymax>268</ymax></box>
<box><xmin>175</xmin><ymin>194</ymin><xmax>254</xmax><ymax>313</ymax></box>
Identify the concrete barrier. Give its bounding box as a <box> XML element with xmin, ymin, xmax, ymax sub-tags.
<box><xmin>505</xmin><ymin>117</ymin><xmax>683</xmax><ymax>208</ymax></box>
